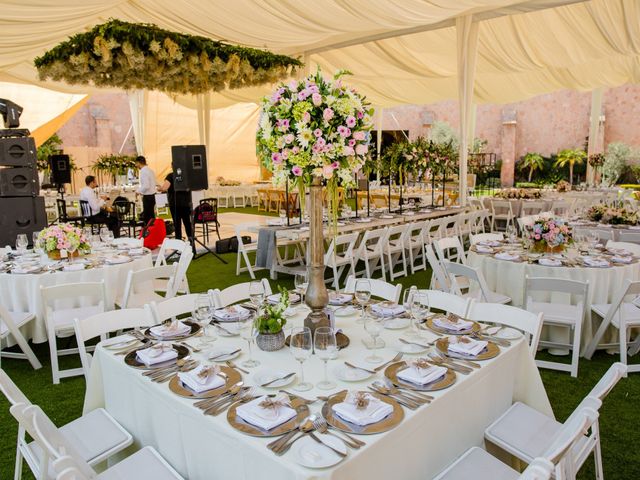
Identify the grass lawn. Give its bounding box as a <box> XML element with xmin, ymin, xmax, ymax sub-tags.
<box><xmin>0</xmin><ymin>252</ymin><xmax>638</xmax><ymax>479</ymax></box>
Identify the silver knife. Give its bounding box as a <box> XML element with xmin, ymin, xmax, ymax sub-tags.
<box><xmin>261</xmin><ymin>372</ymin><xmax>296</xmax><ymax>387</ymax></box>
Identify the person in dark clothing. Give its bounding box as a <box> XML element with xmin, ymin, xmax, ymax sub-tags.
<box><xmin>159</xmin><ymin>172</ymin><xmax>192</xmax><ymax>241</ymax></box>
<box><xmin>79</xmin><ymin>176</ymin><xmax>121</xmax><ymax>237</ymax></box>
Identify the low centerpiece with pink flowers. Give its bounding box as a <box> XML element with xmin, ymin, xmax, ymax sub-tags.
<box><xmin>526</xmin><ymin>214</ymin><xmax>573</xmax><ymax>253</ymax></box>
<box><xmin>37</xmin><ymin>223</ymin><xmax>90</xmax><ymax>260</ymax></box>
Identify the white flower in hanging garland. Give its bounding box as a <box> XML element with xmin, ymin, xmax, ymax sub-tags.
<box><xmin>34</xmin><ymin>19</ymin><xmax>302</xmax><ymax>95</ymax></box>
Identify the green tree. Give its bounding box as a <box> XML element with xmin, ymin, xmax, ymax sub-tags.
<box><xmin>554</xmin><ymin>148</ymin><xmax>586</xmax><ymax>185</ymax></box>
<box><xmin>519</xmin><ymin>152</ymin><xmax>545</xmax><ymax>182</ymax></box>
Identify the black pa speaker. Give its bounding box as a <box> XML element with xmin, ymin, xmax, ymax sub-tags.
<box><xmin>0</xmin><ymin>136</ymin><xmax>36</xmax><ymax>167</ymax></box>
<box><xmin>0</xmin><ymin>196</ymin><xmax>47</xmax><ymax>247</ymax></box>
<box><xmin>171</xmin><ymin>145</ymin><xmax>208</xmax><ymax>192</ymax></box>
<box><xmin>49</xmin><ymin>154</ymin><xmax>71</xmax><ymax>185</ymax></box>
<box><xmin>0</xmin><ymin>167</ymin><xmax>39</xmax><ymax>197</ymax></box>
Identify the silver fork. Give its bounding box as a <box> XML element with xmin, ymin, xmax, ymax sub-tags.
<box><xmin>312</xmin><ymin>417</ymin><xmax>364</xmax><ymax>449</ymax></box>
<box><xmin>205</xmin><ymin>387</ymin><xmax>256</xmax><ymax>416</ymax></box>
<box><xmin>373</xmin><ymin>352</ymin><xmax>403</xmax><ymax>372</ymax></box>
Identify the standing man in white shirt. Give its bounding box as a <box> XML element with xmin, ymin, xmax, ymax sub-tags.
<box><xmin>79</xmin><ymin>175</ymin><xmax>120</xmax><ymax>237</ymax></box>
<box><xmin>136</xmin><ymin>155</ymin><xmax>157</xmax><ymax>224</ymax></box>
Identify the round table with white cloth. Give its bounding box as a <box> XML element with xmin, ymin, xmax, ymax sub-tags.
<box><xmin>467</xmin><ymin>251</ymin><xmax>640</xmax><ymax>353</ymax></box>
<box><xmin>0</xmin><ymin>253</ymin><xmax>153</xmax><ymax>346</ymax></box>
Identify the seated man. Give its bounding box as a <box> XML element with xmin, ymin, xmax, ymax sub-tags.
<box><xmin>79</xmin><ymin>175</ymin><xmax>120</xmax><ymax>238</ymax></box>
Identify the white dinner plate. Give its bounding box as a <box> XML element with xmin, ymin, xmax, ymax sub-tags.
<box><xmin>213</xmin><ymin>322</ymin><xmax>241</xmax><ymax>337</ymax></box>
<box><xmin>382</xmin><ymin>317</ymin><xmax>410</xmax><ymax>330</ymax></box>
<box><xmin>293</xmin><ymin>434</ymin><xmax>346</xmax><ymax>469</ymax></box>
<box><xmin>207</xmin><ymin>346</ymin><xmax>241</xmax><ymax>362</ymax></box>
<box><xmin>332</xmin><ymin>364</ymin><xmax>373</xmax><ymax>382</ymax></box>
<box><xmin>394</xmin><ymin>340</ymin><xmax>430</xmax><ymax>354</ymax></box>
<box><xmin>491</xmin><ymin>327</ymin><xmax>522</xmax><ymax>340</ymax></box>
<box><xmin>253</xmin><ymin>369</ymin><xmax>296</xmax><ymax>388</ymax></box>
<box><xmin>102</xmin><ymin>334</ymin><xmax>138</xmax><ymax>350</ymax></box>
<box><xmin>334</xmin><ymin>305</ymin><xmax>358</xmax><ymax>317</ymax></box>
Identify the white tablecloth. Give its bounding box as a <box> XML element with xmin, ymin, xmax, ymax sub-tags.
<box><xmin>0</xmin><ymin>254</ymin><xmax>152</xmax><ymax>345</ymax></box>
<box><xmin>467</xmin><ymin>251</ymin><xmax>640</xmax><ymax>352</ymax></box>
<box><xmin>84</xmin><ymin>307</ymin><xmax>551</xmax><ymax>480</ymax></box>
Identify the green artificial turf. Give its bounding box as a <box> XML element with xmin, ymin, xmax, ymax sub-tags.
<box><xmin>0</xmin><ymin>253</ymin><xmax>638</xmax><ymax>479</ymax></box>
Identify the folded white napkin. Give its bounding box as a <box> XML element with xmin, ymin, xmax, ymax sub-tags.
<box><xmin>370</xmin><ymin>302</ymin><xmax>405</xmax><ymax>317</ymax></box>
<box><xmin>397</xmin><ymin>364</ymin><xmax>447</xmax><ymax>386</ymax></box>
<box><xmin>63</xmin><ymin>263</ymin><xmax>85</xmax><ymax>271</ymax></box>
<box><xmin>495</xmin><ymin>252</ymin><xmax>520</xmax><ymax>261</ymax></box>
<box><xmin>136</xmin><ymin>345</ymin><xmax>178</xmax><ymax>366</ymax></box>
<box><xmin>448</xmin><ymin>337</ymin><xmax>488</xmax><ymax>357</ymax></box>
<box><xmin>582</xmin><ymin>256</ymin><xmax>610</xmax><ymax>268</ymax></box>
<box><xmin>611</xmin><ymin>256</ymin><xmax>632</xmax><ymax>264</ymax></box>
<box><xmin>332</xmin><ymin>392</ymin><xmax>394</xmax><ymax>426</ymax></box>
<box><xmin>475</xmin><ymin>245</ymin><xmax>494</xmax><ymax>253</ymax></box>
<box><xmin>235</xmin><ymin>394</ymin><xmax>296</xmax><ymax>430</ymax></box>
<box><xmin>328</xmin><ymin>292</ymin><xmax>353</xmax><ymax>305</ymax></box>
<box><xmin>149</xmin><ymin>321</ymin><xmax>191</xmax><ymax>338</ymax></box>
<box><xmin>433</xmin><ymin>316</ymin><xmax>473</xmax><ymax>332</ymax></box>
<box><xmin>213</xmin><ymin>305</ymin><xmax>250</xmax><ymax>321</ymax></box>
<box><xmin>177</xmin><ymin>365</ymin><xmax>225</xmax><ymax>393</ymax></box>
<box><xmin>538</xmin><ymin>257</ymin><xmax>562</xmax><ymax>267</ymax></box>
<box><xmin>267</xmin><ymin>292</ymin><xmax>300</xmax><ymax>304</ymax></box>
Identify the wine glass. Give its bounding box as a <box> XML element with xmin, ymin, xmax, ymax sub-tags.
<box><xmin>294</xmin><ymin>272</ymin><xmax>308</xmax><ymax>305</ymax></box>
<box><xmin>314</xmin><ymin>327</ymin><xmax>337</xmax><ymax>390</ymax></box>
<box><xmin>15</xmin><ymin>234</ymin><xmax>28</xmax><ymax>255</ymax></box>
<box><xmin>506</xmin><ymin>225</ymin><xmax>517</xmax><ymax>243</ymax></box>
<box><xmin>193</xmin><ymin>294</ymin><xmax>214</xmax><ymax>345</ymax></box>
<box><xmin>364</xmin><ymin>316</ymin><xmax>384</xmax><ymax>363</ymax></box>
<box><xmin>32</xmin><ymin>231</ymin><xmax>41</xmax><ymax>254</ymax></box>
<box><xmin>354</xmin><ymin>279</ymin><xmax>371</xmax><ymax>324</ymax></box>
<box><xmin>249</xmin><ymin>281</ymin><xmax>265</xmax><ymax>309</ymax></box>
<box><xmin>99</xmin><ymin>227</ymin><xmax>110</xmax><ymax>244</ymax></box>
<box><xmin>290</xmin><ymin>326</ymin><xmax>312</xmax><ymax>391</ymax></box>
<box><xmin>106</xmin><ymin>231</ymin><xmax>115</xmax><ymax>245</ymax></box>
<box><xmin>410</xmin><ymin>292</ymin><xmax>430</xmax><ymax>337</ymax></box>
<box><xmin>239</xmin><ymin>314</ymin><xmax>260</xmax><ymax>368</ymax></box>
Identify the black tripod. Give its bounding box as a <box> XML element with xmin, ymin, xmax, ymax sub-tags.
<box><xmin>188</xmin><ymin>198</ymin><xmax>226</xmax><ymax>263</ymax></box>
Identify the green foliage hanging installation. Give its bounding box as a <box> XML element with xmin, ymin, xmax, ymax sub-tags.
<box><xmin>35</xmin><ymin>19</ymin><xmax>302</xmax><ymax>95</ymax></box>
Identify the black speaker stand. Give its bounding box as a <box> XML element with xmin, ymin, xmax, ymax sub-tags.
<box><xmin>190</xmin><ymin>234</ymin><xmax>227</xmax><ymax>263</ymax></box>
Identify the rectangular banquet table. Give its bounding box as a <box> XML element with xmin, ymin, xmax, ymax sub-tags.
<box><xmin>84</xmin><ymin>308</ymin><xmax>551</xmax><ymax>480</ymax></box>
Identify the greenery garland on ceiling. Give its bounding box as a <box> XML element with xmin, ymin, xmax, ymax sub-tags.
<box><xmin>34</xmin><ymin>19</ymin><xmax>302</xmax><ymax>95</ymax></box>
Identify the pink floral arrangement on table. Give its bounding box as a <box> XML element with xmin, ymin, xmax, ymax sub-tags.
<box><xmin>526</xmin><ymin>214</ymin><xmax>573</xmax><ymax>251</ymax></box>
<box><xmin>37</xmin><ymin>223</ymin><xmax>90</xmax><ymax>254</ymax></box>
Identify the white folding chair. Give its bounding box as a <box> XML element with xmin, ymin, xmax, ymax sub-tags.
<box><xmin>16</xmin><ymin>404</ymin><xmax>183</xmax><ymax>480</ymax></box>
<box><xmin>1</xmin><ymin>371</ymin><xmax>132</xmax><ymax>480</ymax></box>
<box><xmin>517</xmin><ymin>215</ymin><xmax>536</xmax><ymax>232</ymax></box>
<box><xmin>117</xmin><ymin>264</ymin><xmax>178</xmax><ymax>309</ymax></box>
<box><xmin>425</xmin><ymin>244</ymin><xmax>451</xmax><ymax>291</ymax></box>
<box><xmin>147</xmin><ymin>293</ymin><xmax>205</xmax><ymax>324</ymax></box>
<box><xmin>473</xmin><ymin>209</ymin><xmax>491</xmax><ymax>234</ymax></box>
<box><xmin>153</xmin><ymin>238</ymin><xmax>192</xmax><ymax>294</ymax></box>
<box><xmin>0</xmin><ymin>305</ymin><xmax>41</xmax><ymax>370</ymax></box>
<box><xmin>234</xmin><ymin>223</ymin><xmax>261</xmax><ymax>279</ymax></box>
<box><xmin>354</xmin><ymin>227</ymin><xmax>387</xmax><ymax>280</ymax></box>
<box><xmin>525</xmin><ymin>276</ymin><xmax>588</xmax><ymax>377</ymax></box>
<box><xmin>41</xmin><ymin>282</ymin><xmax>106</xmax><ymax>384</ymax></box>
<box><xmin>213</xmin><ymin>279</ymin><xmax>272</xmax><ymax>308</ymax></box>
<box><xmin>425</xmin><ymin>216</ymin><xmax>446</xmax><ymax>241</ymax></box>
<box><xmin>521</xmin><ymin>200</ymin><xmax>547</xmax><ymax>217</ymax></box>
<box><xmin>455</xmin><ymin>212</ymin><xmax>474</xmax><ymax>245</ymax></box>
<box><xmin>383</xmin><ymin>224</ymin><xmax>409</xmax><ymax>281</ymax></box>
<box><xmin>584</xmin><ymin>279</ymin><xmax>640</xmax><ymax>370</ymax></box>
<box><xmin>618</xmin><ymin>230</ymin><xmax>640</xmax><ymax>244</ymax></box>
<box><xmin>416</xmin><ymin>289</ymin><xmax>471</xmax><ymax>318</ymax></box>
<box><xmin>154</xmin><ymin>238</ymin><xmax>189</xmax><ymax>267</ymax></box>
<box><xmin>490</xmin><ymin>199</ymin><xmax>515</xmax><ymax>232</ymax></box>
<box><xmin>605</xmin><ymin>240</ymin><xmax>640</xmax><ymax>257</ymax></box>
<box><xmin>443</xmin><ymin>261</ymin><xmax>512</xmax><ymax>305</ymax></box>
<box><xmin>344</xmin><ymin>275</ymin><xmax>401</xmax><ymax>303</ymax></box>
<box><xmin>469</xmin><ymin>232</ymin><xmax>504</xmax><ymax>246</ymax></box>
<box><xmin>74</xmin><ymin>308</ymin><xmax>154</xmax><ymax>380</ymax></box>
<box><xmin>405</xmin><ymin>221</ymin><xmax>426</xmax><ymax>274</ymax></box>
<box><xmin>485</xmin><ymin>363</ymin><xmax>627</xmax><ymax>480</ymax></box>
<box><xmin>550</xmin><ymin>200</ymin><xmax>570</xmax><ymax>217</ymax></box>
<box><xmin>441</xmin><ymin>214</ymin><xmax>460</xmax><ymax>238</ymax></box>
<box><xmin>434</xmin><ymin>236</ymin><xmax>467</xmax><ymax>264</ymax></box>
<box><xmin>324</xmin><ymin>232</ymin><xmax>359</xmax><ymax>288</ymax></box>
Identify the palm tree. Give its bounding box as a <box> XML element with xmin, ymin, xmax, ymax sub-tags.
<box><xmin>555</xmin><ymin>149</ymin><xmax>587</xmax><ymax>185</ymax></box>
<box><xmin>519</xmin><ymin>152</ymin><xmax>545</xmax><ymax>182</ymax></box>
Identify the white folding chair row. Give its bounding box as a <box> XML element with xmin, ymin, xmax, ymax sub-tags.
<box><xmin>12</xmin><ymin>404</ymin><xmax>183</xmax><ymax>480</ymax></box>
<box><xmin>525</xmin><ymin>276</ymin><xmax>588</xmax><ymax>377</ymax></box>
<box><xmin>606</xmin><ymin>240</ymin><xmax>640</xmax><ymax>256</ymax></box>
<box><xmin>490</xmin><ymin>199</ymin><xmax>516</xmax><ymax>232</ymax></box>
<box><xmin>442</xmin><ymin>260</ymin><xmax>512</xmax><ymax>305</ymax></box>
<box><xmin>426</xmin><ymin>244</ymin><xmax>451</xmax><ymax>291</ymax></box>
<box><xmin>344</xmin><ymin>275</ymin><xmax>401</xmax><ymax>303</ymax></box>
<box><xmin>210</xmin><ymin>278</ymin><xmax>273</xmax><ymax>308</ymax></box>
<box><xmin>485</xmin><ymin>363</ymin><xmax>626</xmax><ymax>480</ymax></box>
<box><xmin>41</xmin><ymin>281</ymin><xmax>106</xmax><ymax>384</ymax></box>
<box><xmin>433</xmin><ymin>236</ymin><xmax>467</xmax><ymax>264</ymax></box>
<box><xmin>325</xmin><ymin>232</ymin><xmax>358</xmax><ymax>288</ymax></box>
<box><xmin>405</xmin><ymin>221</ymin><xmax>427</xmax><ymax>274</ymax></box>
<box><xmin>521</xmin><ymin>200</ymin><xmax>547</xmax><ymax>217</ymax></box>
<box><xmin>1</xmin><ymin>369</ymin><xmax>133</xmax><ymax>480</ymax></box>
<box><xmin>0</xmin><ymin>305</ymin><xmax>41</xmax><ymax>370</ymax></box>
<box><xmin>354</xmin><ymin>227</ymin><xmax>387</xmax><ymax>280</ymax></box>
<box><xmin>469</xmin><ymin>232</ymin><xmax>503</xmax><ymax>245</ymax></box>
<box><xmin>117</xmin><ymin>263</ymin><xmax>179</xmax><ymax>309</ymax></box>
<box><xmin>383</xmin><ymin>224</ymin><xmax>409</xmax><ymax>281</ymax></box>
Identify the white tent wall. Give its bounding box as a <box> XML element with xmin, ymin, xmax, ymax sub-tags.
<box><xmin>144</xmin><ymin>92</ymin><xmax>260</xmax><ymax>184</ymax></box>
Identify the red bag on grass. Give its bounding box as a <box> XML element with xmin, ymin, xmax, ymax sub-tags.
<box><xmin>139</xmin><ymin>218</ymin><xmax>166</xmax><ymax>250</ymax></box>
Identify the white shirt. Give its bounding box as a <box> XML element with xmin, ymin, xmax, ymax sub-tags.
<box><xmin>137</xmin><ymin>166</ymin><xmax>157</xmax><ymax>195</ymax></box>
<box><xmin>79</xmin><ymin>186</ymin><xmax>104</xmax><ymax>216</ymax></box>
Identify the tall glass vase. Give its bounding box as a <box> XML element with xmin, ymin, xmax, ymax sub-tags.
<box><xmin>304</xmin><ymin>176</ymin><xmax>330</xmax><ymax>338</ymax></box>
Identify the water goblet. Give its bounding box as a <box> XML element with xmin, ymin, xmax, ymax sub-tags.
<box><xmin>15</xmin><ymin>234</ymin><xmax>28</xmax><ymax>255</ymax></box>
<box><xmin>410</xmin><ymin>292</ymin><xmax>430</xmax><ymax>337</ymax></box>
<box><xmin>193</xmin><ymin>294</ymin><xmax>215</xmax><ymax>346</ymax></box>
<box><xmin>354</xmin><ymin>279</ymin><xmax>371</xmax><ymax>324</ymax></box>
<box><xmin>294</xmin><ymin>272</ymin><xmax>308</xmax><ymax>305</ymax></box>
<box><xmin>290</xmin><ymin>326</ymin><xmax>313</xmax><ymax>391</ymax></box>
<box><xmin>249</xmin><ymin>281</ymin><xmax>265</xmax><ymax>309</ymax></box>
<box><xmin>364</xmin><ymin>316</ymin><xmax>384</xmax><ymax>363</ymax></box>
<box><xmin>314</xmin><ymin>327</ymin><xmax>337</xmax><ymax>390</ymax></box>
<box><xmin>239</xmin><ymin>315</ymin><xmax>260</xmax><ymax>368</ymax></box>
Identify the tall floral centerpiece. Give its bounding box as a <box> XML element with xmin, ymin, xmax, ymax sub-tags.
<box><xmin>37</xmin><ymin>224</ymin><xmax>90</xmax><ymax>260</ymax></box>
<box><xmin>526</xmin><ymin>215</ymin><xmax>572</xmax><ymax>253</ymax></box>
<box><xmin>257</xmin><ymin>70</ymin><xmax>373</xmax><ymax>334</ymax></box>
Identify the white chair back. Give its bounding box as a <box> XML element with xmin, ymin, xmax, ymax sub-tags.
<box><xmin>148</xmin><ymin>293</ymin><xmax>206</xmax><ymax>323</ymax></box>
<box><xmin>587</xmin><ymin>362</ymin><xmax>627</xmax><ymax>401</ymax></box>
<box><xmin>434</xmin><ymin>236</ymin><xmax>466</xmax><ymax>264</ymax></box>
<box><xmin>417</xmin><ymin>289</ymin><xmax>471</xmax><ymax>317</ymax></box>
<box><xmin>442</xmin><ymin>261</ymin><xmax>491</xmax><ymax>300</ymax></box>
<box><xmin>120</xmin><ymin>264</ymin><xmax>178</xmax><ymax>308</ymax></box>
<box><xmin>521</xmin><ymin>201</ymin><xmax>547</xmax><ymax>217</ymax></box>
<box><xmin>155</xmin><ymin>238</ymin><xmax>189</xmax><ymax>267</ymax></box>
<box><xmin>467</xmin><ymin>302</ymin><xmax>543</xmax><ymax>355</ymax></box>
<box><xmin>520</xmin><ymin>458</ymin><xmax>554</xmax><ymax>480</ymax></box>
<box><xmin>0</xmin><ymin>368</ymin><xmax>30</xmax><ymax>406</ymax></box>
<box><xmin>354</xmin><ymin>227</ymin><xmax>388</xmax><ymax>280</ymax></box>
<box><xmin>213</xmin><ymin>279</ymin><xmax>272</xmax><ymax>308</ymax></box>
<box><xmin>469</xmin><ymin>232</ymin><xmax>504</xmax><ymax>245</ymax></box>
<box><xmin>425</xmin><ymin>244</ymin><xmax>450</xmax><ymax>291</ymax></box>
<box><xmin>550</xmin><ymin>201</ymin><xmax>570</xmax><ymax>217</ymax></box>
<box><xmin>344</xmin><ymin>275</ymin><xmax>401</xmax><ymax>303</ymax></box>
<box><xmin>41</xmin><ymin>281</ymin><xmax>106</xmax><ymax>315</ymax></box>
<box><xmin>172</xmin><ymin>247</ymin><xmax>193</xmax><ymax>294</ymax></box>
<box><xmin>618</xmin><ymin>230</ymin><xmax>640</xmax><ymax>244</ymax></box>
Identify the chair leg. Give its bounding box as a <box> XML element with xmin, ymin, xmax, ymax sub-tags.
<box><xmin>11</xmin><ymin>332</ymin><xmax>42</xmax><ymax>370</ymax></box>
<box><xmin>14</xmin><ymin>436</ymin><xmax>23</xmax><ymax>480</ymax></box>
<box><xmin>583</xmin><ymin>314</ymin><xmax>611</xmax><ymax>360</ymax></box>
<box><xmin>48</xmin><ymin>333</ymin><xmax>61</xmax><ymax>384</ymax></box>
<box><xmin>593</xmin><ymin>425</ymin><xmax>605</xmax><ymax>480</ymax></box>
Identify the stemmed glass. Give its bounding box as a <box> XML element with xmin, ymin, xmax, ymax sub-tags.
<box><xmin>15</xmin><ymin>234</ymin><xmax>28</xmax><ymax>255</ymax></box>
<box><xmin>364</xmin><ymin>316</ymin><xmax>384</xmax><ymax>363</ymax></box>
<box><xmin>354</xmin><ymin>279</ymin><xmax>371</xmax><ymax>324</ymax></box>
<box><xmin>410</xmin><ymin>292</ymin><xmax>430</xmax><ymax>337</ymax></box>
<box><xmin>193</xmin><ymin>293</ymin><xmax>215</xmax><ymax>346</ymax></box>
<box><xmin>314</xmin><ymin>327</ymin><xmax>337</xmax><ymax>390</ymax></box>
<box><xmin>506</xmin><ymin>225</ymin><xmax>517</xmax><ymax>244</ymax></box>
<box><xmin>249</xmin><ymin>281</ymin><xmax>265</xmax><ymax>309</ymax></box>
<box><xmin>32</xmin><ymin>231</ymin><xmax>42</xmax><ymax>255</ymax></box>
<box><xmin>294</xmin><ymin>272</ymin><xmax>308</xmax><ymax>305</ymax></box>
<box><xmin>99</xmin><ymin>227</ymin><xmax>110</xmax><ymax>245</ymax></box>
<box><xmin>290</xmin><ymin>326</ymin><xmax>313</xmax><ymax>391</ymax></box>
<box><xmin>239</xmin><ymin>314</ymin><xmax>260</xmax><ymax>368</ymax></box>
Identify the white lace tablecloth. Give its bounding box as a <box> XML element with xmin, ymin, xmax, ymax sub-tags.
<box><xmin>467</xmin><ymin>251</ymin><xmax>640</xmax><ymax>353</ymax></box>
<box><xmin>0</xmin><ymin>254</ymin><xmax>152</xmax><ymax>345</ymax></box>
<box><xmin>84</xmin><ymin>306</ymin><xmax>551</xmax><ymax>480</ymax></box>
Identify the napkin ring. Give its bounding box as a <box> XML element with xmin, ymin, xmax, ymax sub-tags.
<box><xmin>197</xmin><ymin>365</ymin><xmax>220</xmax><ymax>380</ymax></box>
<box><xmin>410</xmin><ymin>358</ymin><xmax>431</xmax><ymax>370</ymax></box>
<box><xmin>346</xmin><ymin>391</ymin><xmax>370</xmax><ymax>410</ymax></box>
<box><xmin>258</xmin><ymin>394</ymin><xmax>291</xmax><ymax>413</ymax></box>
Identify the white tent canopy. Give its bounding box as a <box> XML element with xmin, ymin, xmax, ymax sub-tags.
<box><xmin>1</xmin><ymin>0</ymin><xmax>639</xmax><ymax>195</ymax></box>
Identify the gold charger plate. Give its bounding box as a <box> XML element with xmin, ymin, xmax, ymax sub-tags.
<box><xmin>144</xmin><ymin>320</ymin><xmax>201</xmax><ymax>341</ymax></box>
<box><xmin>384</xmin><ymin>361</ymin><xmax>456</xmax><ymax>392</ymax></box>
<box><xmin>168</xmin><ymin>366</ymin><xmax>241</xmax><ymax>399</ymax></box>
<box><xmin>435</xmin><ymin>337</ymin><xmax>500</xmax><ymax>361</ymax></box>
<box><xmin>227</xmin><ymin>397</ymin><xmax>306</xmax><ymax>437</ymax></box>
<box><xmin>285</xmin><ymin>331</ymin><xmax>350</xmax><ymax>350</ymax></box>
<box><xmin>321</xmin><ymin>391</ymin><xmax>404</xmax><ymax>435</ymax></box>
<box><xmin>124</xmin><ymin>344</ymin><xmax>189</xmax><ymax>370</ymax></box>
<box><xmin>425</xmin><ymin>314</ymin><xmax>480</xmax><ymax>336</ymax></box>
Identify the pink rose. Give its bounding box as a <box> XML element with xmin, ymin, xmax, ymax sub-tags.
<box><xmin>284</xmin><ymin>134</ymin><xmax>294</xmax><ymax>144</ymax></box>
<box><xmin>312</xmin><ymin>92</ymin><xmax>322</xmax><ymax>106</ymax></box>
<box><xmin>337</xmin><ymin>126</ymin><xmax>351</xmax><ymax>138</ymax></box>
<box><xmin>342</xmin><ymin>146</ymin><xmax>355</xmax><ymax>156</ymax></box>
<box><xmin>355</xmin><ymin>144</ymin><xmax>368</xmax><ymax>155</ymax></box>
<box><xmin>322</xmin><ymin>165</ymin><xmax>334</xmax><ymax>179</ymax></box>
<box><xmin>357</xmin><ymin>111</ymin><xmax>364</xmax><ymax>119</ymax></box>
<box><xmin>323</xmin><ymin>108</ymin><xmax>334</xmax><ymax>122</ymax></box>
<box><xmin>301</xmin><ymin>112</ymin><xmax>311</xmax><ymax>124</ymax></box>
<box><xmin>292</xmin><ymin>166</ymin><xmax>303</xmax><ymax>176</ymax></box>
<box><xmin>346</xmin><ymin>116</ymin><xmax>356</xmax><ymax>128</ymax></box>
<box><xmin>353</xmin><ymin>131</ymin><xmax>366</xmax><ymax>141</ymax></box>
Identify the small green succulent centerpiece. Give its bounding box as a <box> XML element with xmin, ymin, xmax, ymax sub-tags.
<box><xmin>256</xmin><ymin>287</ymin><xmax>289</xmax><ymax>351</ymax></box>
